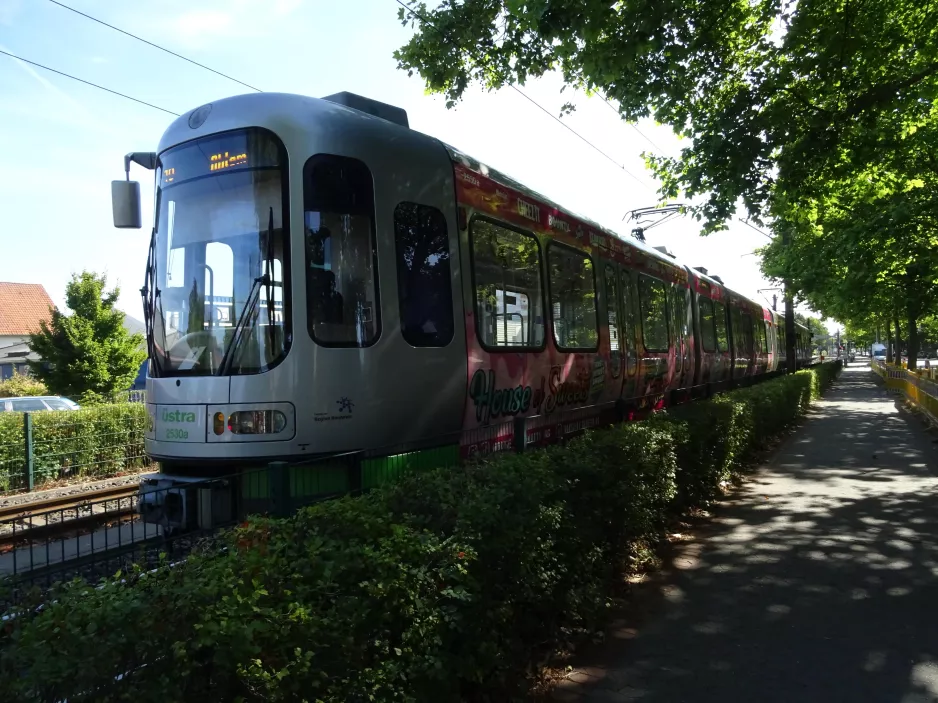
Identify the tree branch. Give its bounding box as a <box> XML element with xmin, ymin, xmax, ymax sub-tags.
<box><xmin>845</xmin><ymin>61</ymin><xmax>938</xmax><ymax>117</ymax></box>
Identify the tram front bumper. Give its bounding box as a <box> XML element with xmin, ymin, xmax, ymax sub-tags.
<box><xmin>138</xmin><ymin>473</ymin><xmax>233</xmax><ymax>532</ymax></box>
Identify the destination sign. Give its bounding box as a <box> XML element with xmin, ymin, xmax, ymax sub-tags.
<box><xmin>158</xmin><ymin>129</ymin><xmax>281</xmax><ymax>188</ymax></box>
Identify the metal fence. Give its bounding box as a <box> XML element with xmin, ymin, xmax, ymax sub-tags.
<box><xmin>115</xmin><ymin>390</ymin><xmax>147</xmax><ymax>404</ymax></box>
<box><xmin>0</xmin><ymin>405</ymin><xmax>149</xmax><ymax>493</ymax></box>
<box><xmin>872</xmin><ymin>359</ymin><xmax>938</xmax><ymax>423</ymax></box>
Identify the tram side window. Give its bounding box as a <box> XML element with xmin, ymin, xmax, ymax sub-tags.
<box><xmin>683</xmin><ymin>288</ymin><xmax>693</xmax><ymax>341</ymax></box>
<box><xmin>752</xmin><ymin>319</ymin><xmax>768</xmax><ymax>354</ymax></box>
<box><xmin>638</xmin><ymin>274</ymin><xmax>670</xmax><ymax>351</ymax></box>
<box><xmin>739</xmin><ymin>312</ymin><xmax>754</xmax><ymax>355</ymax></box>
<box><xmin>730</xmin><ymin>306</ymin><xmax>742</xmax><ymax>355</ymax></box>
<box><xmin>303</xmin><ymin>155</ymin><xmax>379</xmax><ymax>347</ymax></box>
<box><xmin>549</xmin><ymin>245</ymin><xmax>598</xmax><ymax>350</ymax></box>
<box><xmin>470</xmin><ymin>218</ymin><xmax>544</xmax><ymax>348</ymax></box>
<box><xmin>393</xmin><ymin>202</ymin><xmax>454</xmax><ymax>347</ymax></box>
<box><xmin>620</xmin><ymin>269</ymin><xmax>639</xmax><ymax>353</ymax></box>
<box><xmin>713</xmin><ymin>301</ymin><xmax>729</xmax><ymax>352</ymax></box>
<box><xmin>699</xmin><ymin>297</ymin><xmax>717</xmax><ymax>352</ymax></box>
<box><xmin>668</xmin><ymin>284</ymin><xmax>681</xmax><ymax>346</ymax></box>
<box><xmin>604</xmin><ymin>265</ymin><xmax>622</xmax><ymax>377</ymax></box>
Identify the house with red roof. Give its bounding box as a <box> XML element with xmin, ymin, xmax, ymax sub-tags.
<box><xmin>0</xmin><ymin>282</ymin><xmax>55</xmax><ymax>380</ymax></box>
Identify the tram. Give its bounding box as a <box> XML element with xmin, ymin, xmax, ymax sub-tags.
<box><xmin>111</xmin><ymin>91</ymin><xmax>812</xmax><ymax>529</ymax></box>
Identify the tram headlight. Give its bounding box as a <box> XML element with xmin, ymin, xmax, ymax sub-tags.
<box><xmin>213</xmin><ymin>412</ymin><xmax>225</xmax><ymax>435</ymax></box>
<box><xmin>227</xmin><ymin>409</ymin><xmax>287</xmax><ymax>435</ymax></box>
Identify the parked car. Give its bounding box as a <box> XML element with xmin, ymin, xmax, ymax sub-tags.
<box><xmin>0</xmin><ymin>396</ymin><xmax>80</xmax><ymax>412</ymax></box>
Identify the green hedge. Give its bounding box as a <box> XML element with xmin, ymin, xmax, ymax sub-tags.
<box><xmin>0</xmin><ymin>363</ymin><xmax>839</xmax><ymax>702</ymax></box>
<box><xmin>0</xmin><ymin>403</ymin><xmax>149</xmax><ymax>492</ymax></box>
<box><xmin>664</xmin><ymin>363</ymin><xmax>839</xmax><ymax>507</ymax></box>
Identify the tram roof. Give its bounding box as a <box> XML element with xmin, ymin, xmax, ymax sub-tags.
<box><xmin>161</xmin><ymin>91</ymin><xmax>764</xmax><ymax>309</ymax></box>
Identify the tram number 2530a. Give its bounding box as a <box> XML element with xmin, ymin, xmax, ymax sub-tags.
<box><xmin>166</xmin><ymin>429</ymin><xmax>189</xmax><ymax>440</ymax></box>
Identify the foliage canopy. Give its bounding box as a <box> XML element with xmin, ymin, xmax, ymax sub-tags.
<box><xmin>28</xmin><ymin>272</ymin><xmax>146</xmax><ymax>401</ymax></box>
<box><xmin>395</xmin><ymin>0</ymin><xmax>938</xmax><ymax>365</ymax></box>
<box><xmin>396</xmin><ymin>0</ymin><xmax>938</xmax><ymax>228</ymax></box>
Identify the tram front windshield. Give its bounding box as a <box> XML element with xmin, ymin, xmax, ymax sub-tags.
<box><xmin>150</xmin><ymin>129</ymin><xmax>289</xmax><ymax>376</ymax></box>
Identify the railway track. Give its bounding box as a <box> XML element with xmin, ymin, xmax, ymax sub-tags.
<box><xmin>0</xmin><ymin>484</ymin><xmax>140</xmax><ymax>548</ymax></box>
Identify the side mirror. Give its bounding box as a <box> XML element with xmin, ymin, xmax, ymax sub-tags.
<box><xmin>112</xmin><ymin>151</ymin><xmax>157</xmax><ymax>230</ymax></box>
<box><xmin>111</xmin><ymin>180</ymin><xmax>142</xmax><ymax>229</ymax></box>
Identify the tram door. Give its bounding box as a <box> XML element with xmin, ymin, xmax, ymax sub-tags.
<box><xmin>619</xmin><ymin>267</ymin><xmax>640</xmax><ymax>400</ymax></box>
<box><xmin>670</xmin><ymin>283</ymin><xmax>693</xmax><ymax>390</ymax></box>
<box><xmin>372</xmin><ymin>154</ymin><xmax>468</xmax><ymax>444</ymax></box>
<box><xmin>296</xmin><ymin>143</ymin><xmax>467</xmax><ymax>453</ymax></box>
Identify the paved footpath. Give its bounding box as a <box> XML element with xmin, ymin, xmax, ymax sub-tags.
<box><xmin>554</xmin><ymin>365</ymin><xmax>938</xmax><ymax>703</ymax></box>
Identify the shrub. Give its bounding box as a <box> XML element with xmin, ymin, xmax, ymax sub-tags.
<box><xmin>0</xmin><ymin>365</ymin><xmax>840</xmax><ymax>701</ymax></box>
<box><xmin>0</xmin><ymin>427</ymin><xmax>677</xmax><ymax>702</ymax></box>
<box><xmin>0</xmin><ymin>371</ymin><xmax>47</xmax><ymax>399</ymax></box>
<box><xmin>0</xmin><ymin>402</ymin><xmax>148</xmax><ymax>492</ymax></box>
<box><xmin>662</xmin><ymin>362</ymin><xmax>841</xmax><ymax>508</ymax></box>
<box><xmin>0</xmin><ymin>500</ymin><xmax>473</xmax><ymax>703</ymax></box>
<box><xmin>663</xmin><ymin>396</ymin><xmax>746</xmax><ymax>507</ymax></box>
<box><xmin>381</xmin><ymin>451</ymin><xmax>569</xmax><ymax>697</ymax></box>
<box><xmin>808</xmin><ymin>360</ymin><xmax>841</xmax><ymax>397</ymax></box>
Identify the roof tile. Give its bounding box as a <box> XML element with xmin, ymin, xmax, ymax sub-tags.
<box><xmin>0</xmin><ymin>283</ymin><xmax>55</xmax><ymax>336</ymax></box>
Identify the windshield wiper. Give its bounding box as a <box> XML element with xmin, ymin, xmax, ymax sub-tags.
<box><xmin>216</xmin><ymin>207</ymin><xmax>277</xmax><ymax>377</ymax></box>
<box><xmin>263</xmin><ymin>206</ymin><xmax>276</xmax><ymax>351</ymax></box>
<box><xmin>216</xmin><ymin>272</ymin><xmax>269</xmax><ymax>376</ymax></box>
<box><xmin>140</xmin><ymin>227</ymin><xmax>162</xmax><ymax>378</ymax></box>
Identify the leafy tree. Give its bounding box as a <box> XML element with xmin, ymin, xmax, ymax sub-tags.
<box><xmin>28</xmin><ymin>272</ymin><xmax>146</xmax><ymax>401</ymax></box>
<box><xmin>920</xmin><ymin>316</ymin><xmax>938</xmax><ymax>357</ymax></box>
<box><xmin>844</xmin><ymin>318</ymin><xmax>882</xmax><ymax>351</ymax></box>
<box><xmin>761</xmin><ymin>154</ymin><xmax>938</xmax><ymax>367</ymax></box>
<box><xmin>395</xmin><ymin>0</ymin><xmax>938</xmax><ymax>231</ymax></box>
<box><xmin>395</xmin><ymin>0</ymin><xmax>938</xmax><ymax>367</ymax></box>
<box><xmin>396</xmin><ymin>0</ymin><xmax>938</xmax><ymax>370</ymax></box>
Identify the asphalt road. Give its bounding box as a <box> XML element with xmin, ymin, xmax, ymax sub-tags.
<box><xmin>554</xmin><ymin>365</ymin><xmax>938</xmax><ymax>703</ymax></box>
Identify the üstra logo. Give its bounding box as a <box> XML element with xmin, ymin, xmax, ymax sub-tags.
<box><xmin>162</xmin><ymin>409</ymin><xmax>197</xmax><ymax>423</ymax></box>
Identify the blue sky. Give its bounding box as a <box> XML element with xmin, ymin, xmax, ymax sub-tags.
<box><xmin>0</xmin><ymin>0</ymin><xmax>823</xmax><ymax>327</ymax></box>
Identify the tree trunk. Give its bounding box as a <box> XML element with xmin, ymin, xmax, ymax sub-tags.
<box><xmin>907</xmin><ymin>299</ymin><xmax>919</xmax><ymax>371</ymax></box>
<box><xmin>894</xmin><ymin>311</ymin><xmax>903</xmax><ymax>364</ymax></box>
<box><xmin>886</xmin><ymin>320</ymin><xmax>894</xmax><ymax>363</ymax></box>
<box><xmin>781</xmin><ymin>230</ymin><xmax>797</xmax><ymax>374</ymax></box>
<box><xmin>784</xmin><ymin>285</ymin><xmax>797</xmax><ymax>374</ymax></box>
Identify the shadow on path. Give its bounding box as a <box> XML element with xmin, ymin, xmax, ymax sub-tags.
<box><xmin>553</xmin><ymin>366</ymin><xmax>938</xmax><ymax>703</ymax></box>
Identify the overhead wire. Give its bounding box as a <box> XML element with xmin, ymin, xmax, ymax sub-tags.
<box><xmin>737</xmin><ymin>217</ymin><xmax>775</xmax><ymax>240</ymax></box>
<box><xmin>599</xmin><ymin>95</ymin><xmax>665</xmax><ymax>154</ymax></box>
<box><xmin>31</xmin><ymin>0</ymin><xmax>659</xmax><ymax>195</ymax></box>
<box><xmin>0</xmin><ymin>48</ymin><xmax>179</xmax><ymax>116</ymax></box>
<box><xmin>508</xmin><ymin>88</ymin><xmax>653</xmax><ymax>190</ymax></box>
<box><xmin>391</xmin><ymin>0</ymin><xmax>656</xmax><ymax>193</ymax></box>
<box><xmin>46</xmin><ymin>0</ymin><xmax>261</xmax><ymax>92</ymax></box>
